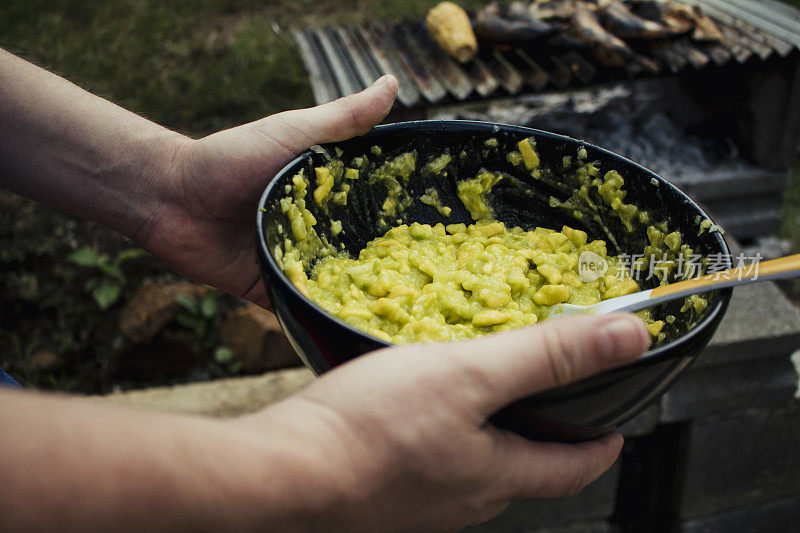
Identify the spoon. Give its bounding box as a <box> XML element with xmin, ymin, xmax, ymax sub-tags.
<box><xmin>548</xmin><ymin>253</ymin><xmax>800</xmax><ymax>318</ymax></box>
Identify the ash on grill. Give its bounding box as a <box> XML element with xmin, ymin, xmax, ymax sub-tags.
<box><xmin>430</xmin><ymin>78</ymin><xmax>785</xmax><ymax>238</ymax></box>
<box><xmin>292</xmin><ymin>0</ymin><xmax>800</xmax><ymax>240</ymax></box>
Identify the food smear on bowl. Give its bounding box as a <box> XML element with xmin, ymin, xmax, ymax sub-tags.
<box><xmin>272</xmin><ymin>138</ymin><xmax>710</xmax><ymax>345</ymax></box>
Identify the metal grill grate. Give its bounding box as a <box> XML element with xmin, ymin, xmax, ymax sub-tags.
<box><xmin>292</xmin><ymin>0</ymin><xmax>800</xmax><ymax>108</ymax></box>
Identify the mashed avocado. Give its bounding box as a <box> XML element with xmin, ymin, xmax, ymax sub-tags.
<box><xmin>275</xmin><ymin>139</ymin><xmax>712</xmax><ymax>345</ymax></box>
<box><xmin>288</xmin><ymin>220</ymin><xmax>644</xmax><ymax>343</ymax></box>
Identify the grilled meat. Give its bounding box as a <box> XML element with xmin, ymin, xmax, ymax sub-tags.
<box><xmin>631</xmin><ymin>2</ymin><xmax>693</xmax><ymax>34</ymax></box>
<box><xmin>667</xmin><ymin>2</ymin><xmax>724</xmax><ymax>42</ymax></box>
<box><xmin>598</xmin><ymin>0</ymin><xmax>679</xmax><ymax>39</ymax></box>
<box><xmin>506</xmin><ymin>0</ymin><xmax>552</xmax><ymax>26</ymax></box>
<box><xmin>569</xmin><ymin>2</ymin><xmax>658</xmax><ymax>72</ymax></box>
<box><xmin>630</xmin><ymin>1</ymin><xmax>723</xmax><ymax>43</ymax></box>
<box><xmin>473</xmin><ymin>1</ymin><xmax>558</xmax><ymax>45</ymax></box>
<box><xmin>529</xmin><ymin>0</ymin><xmax>577</xmax><ymax>22</ymax></box>
<box><xmin>547</xmin><ymin>30</ymin><xmax>592</xmax><ymax>51</ymax></box>
<box><xmin>569</xmin><ymin>2</ymin><xmax>629</xmax><ymax>67</ymax></box>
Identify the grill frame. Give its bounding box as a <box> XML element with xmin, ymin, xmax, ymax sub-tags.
<box><xmin>289</xmin><ymin>0</ymin><xmax>800</xmax><ymax>240</ymax></box>
<box><xmin>292</xmin><ymin>0</ymin><xmax>800</xmax><ymax>109</ymax></box>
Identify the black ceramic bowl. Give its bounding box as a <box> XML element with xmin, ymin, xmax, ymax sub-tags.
<box><xmin>256</xmin><ymin>120</ymin><xmax>732</xmax><ymax>442</ymax></box>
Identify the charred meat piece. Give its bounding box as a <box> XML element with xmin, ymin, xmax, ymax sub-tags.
<box><xmin>630</xmin><ymin>0</ymin><xmax>723</xmax><ymax>43</ymax></box>
<box><xmin>630</xmin><ymin>1</ymin><xmax>670</xmax><ymax>22</ymax></box>
<box><xmin>631</xmin><ymin>2</ymin><xmax>693</xmax><ymax>34</ymax></box>
<box><xmin>667</xmin><ymin>2</ymin><xmax>724</xmax><ymax>43</ymax></box>
<box><xmin>547</xmin><ymin>30</ymin><xmax>592</xmax><ymax>51</ymax></box>
<box><xmin>569</xmin><ymin>3</ymin><xmax>631</xmax><ymax>68</ymax></box>
<box><xmin>529</xmin><ymin>0</ymin><xmax>577</xmax><ymax>22</ymax></box>
<box><xmin>473</xmin><ymin>1</ymin><xmax>558</xmax><ymax>45</ymax></box>
<box><xmin>506</xmin><ymin>1</ymin><xmax>549</xmax><ymax>24</ymax></box>
<box><xmin>598</xmin><ymin>0</ymin><xmax>680</xmax><ymax>39</ymax></box>
<box><xmin>568</xmin><ymin>2</ymin><xmax>658</xmax><ymax>72</ymax></box>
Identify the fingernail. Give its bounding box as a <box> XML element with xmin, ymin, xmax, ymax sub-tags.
<box><xmin>597</xmin><ymin>315</ymin><xmax>650</xmax><ymax>360</ymax></box>
<box><xmin>371</xmin><ymin>75</ymin><xmax>388</xmax><ymax>87</ymax></box>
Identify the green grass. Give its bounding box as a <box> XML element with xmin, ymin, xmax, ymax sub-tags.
<box><xmin>0</xmin><ymin>0</ymin><xmax>490</xmax><ymax>136</ymax></box>
<box><xmin>0</xmin><ymin>0</ymin><xmax>314</xmax><ymax>136</ymax></box>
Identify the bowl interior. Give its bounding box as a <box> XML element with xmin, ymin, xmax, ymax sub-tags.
<box><xmin>259</xmin><ymin>120</ymin><xmax>730</xmax><ymax>350</ymax></box>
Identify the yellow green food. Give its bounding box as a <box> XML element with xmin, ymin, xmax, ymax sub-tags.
<box><xmin>290</xmin><ymin>220</ymin><xmax>656</xmax><ymax>343</ymax></box>
<box><xmin>425</xmin><ymin>1</ymin><xmax>478</xmax><ymax>63</ymax></box>
<box><xmin>275</xmin><ymin>138</ymin><xmax>710</xmax><ymax>345</ymax></box>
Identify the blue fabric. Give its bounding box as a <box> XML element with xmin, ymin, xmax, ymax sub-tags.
<box><xmin>0</xmin><ymin>367</ymin><xmax>21</xmax><ymax>388</ymax></box>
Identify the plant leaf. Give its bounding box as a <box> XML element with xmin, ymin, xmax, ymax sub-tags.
<box><xmin>200</xmin><ymin>294</ymin><xmax>218</xmax><ymax>318</ymax></box>
<box><xmin>176</xmin><ymin>312</ymin><xmax>206</xmax><ymax>337</ymax></box>
<box><xmin>99</xmin><ymin>262</ymin><xmax>125</xmax><ymax>281</ymax></box>
<box><xmin>91</xmin><ymin>281</ymin><xmax>121</xmax><ymax>310</ymax></box>
<box><xmin>214</xmin><ymin>346</ymin><xmax>234</xmax><ymax>364</ymax></box>
<box><xmin>68</xmin><ymin>248</ymin><xmax>102</xmax><ymax>267</ymax></box>
<box><xmin>175</xmin><ymin>294</ymin><xmax>198</xmax><ymax>314</ymax></box>
<box><xmin>116</xmin><ymin>248</ymin><xmax>148</xmax><ymax>263</ymax></box>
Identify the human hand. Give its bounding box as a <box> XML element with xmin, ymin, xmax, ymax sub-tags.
<box><xmin>0</xmin><ymin>313</ymin><xmax>647</xmax><ymax>531</ymax></box>
<box><xmin>234</xmin><ymin>313</ymin><xmax>650</xmax><ymax>531</ymax></box>
<box><xmin>137</xmin><ymin>76</ymin><xmax>399</xmax><ymax>308</ymax></box>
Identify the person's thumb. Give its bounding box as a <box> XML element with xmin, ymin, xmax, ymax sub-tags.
<box><xmin>442</xmin><ymin>313</ymin><xmax>651</xmax><ymax>416</ymax></box>
<box><xmin>256</xmin><ymin>74</ymin><xmax>398</xmax><ymax>156</ymax></box>
<box><xmin>184</xmin><ymin>75</ymin><xmax>398</xmax><ymax>211</ymax></box>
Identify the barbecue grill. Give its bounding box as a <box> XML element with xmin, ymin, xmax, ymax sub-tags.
<box><xmin>290</xmin><ymin>0</ymin><xmax>800</xmax><ymax>240</ymax></box>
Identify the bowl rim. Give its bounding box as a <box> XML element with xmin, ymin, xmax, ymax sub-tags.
<box><xmin>256</xmin><ymin>119</ymin><xmax>732</xmax><ymax>367</ymax></box>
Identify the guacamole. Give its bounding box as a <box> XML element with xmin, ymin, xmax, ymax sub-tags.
<box><xmin>290</xmin><ymin>220</ymin><xmax>664</xmax><ymax>343</ymax></box>
<box><xmin>274</xmin><ymin>138</ymin><xmax>709</xmax><ymax>345</ymax></box>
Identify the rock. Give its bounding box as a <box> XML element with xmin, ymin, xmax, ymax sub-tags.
<box><xmin>659</xmin><ymin>355</ymin><xmax>798</xmax><ymax>424</ymax></box>
<box><xmin>115</xmin><ymin>329</ymin><xmax>206</xmax><ymax>384</ymax></box>
<box><xmin>681</xmin><ymin>497</ymin><xmax>800</xmax><ymax>533</ymax></box>
<box><xmin>678</xmin><ymin>404</ymin><xmax>800</xmax><ymax>520</ymax></box>
<box><xmin>119</xmin><ymin>281</ymin><xmax>203</xmax><ymax>343</ymax></box>
<box><xmin>620</xmin><ymin>404</ymin><xmax>659</xmax><ymax>438</ymax></box>
<box><xmin>102</xmin><ymin>367</ymin><xmax>315</xmax><ymax>417</ymax></box>
<box><xmin>740</xmin><ymin>235</ymin><xmax>794</xmax><ymax>261</ymax></box>
<box><xmin>220</xmin><ymin>304</ymin><xmax>299</xmax><ymax>372</ymax></box>
<box><xmin>694</xmin><ymin>281</ymin><xmax>800</xmax><ymax>369</ymax></box>
<box><xmin>27</xmin><ymin>346</ymin><xmax>60</xmax><ymax>371</ymax></box>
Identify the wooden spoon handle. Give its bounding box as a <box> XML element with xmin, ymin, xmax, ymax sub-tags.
<box><xmin>650</xmin><ymin>253</ymin><xmax>800</xmax><ymax>300</ymax></box>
